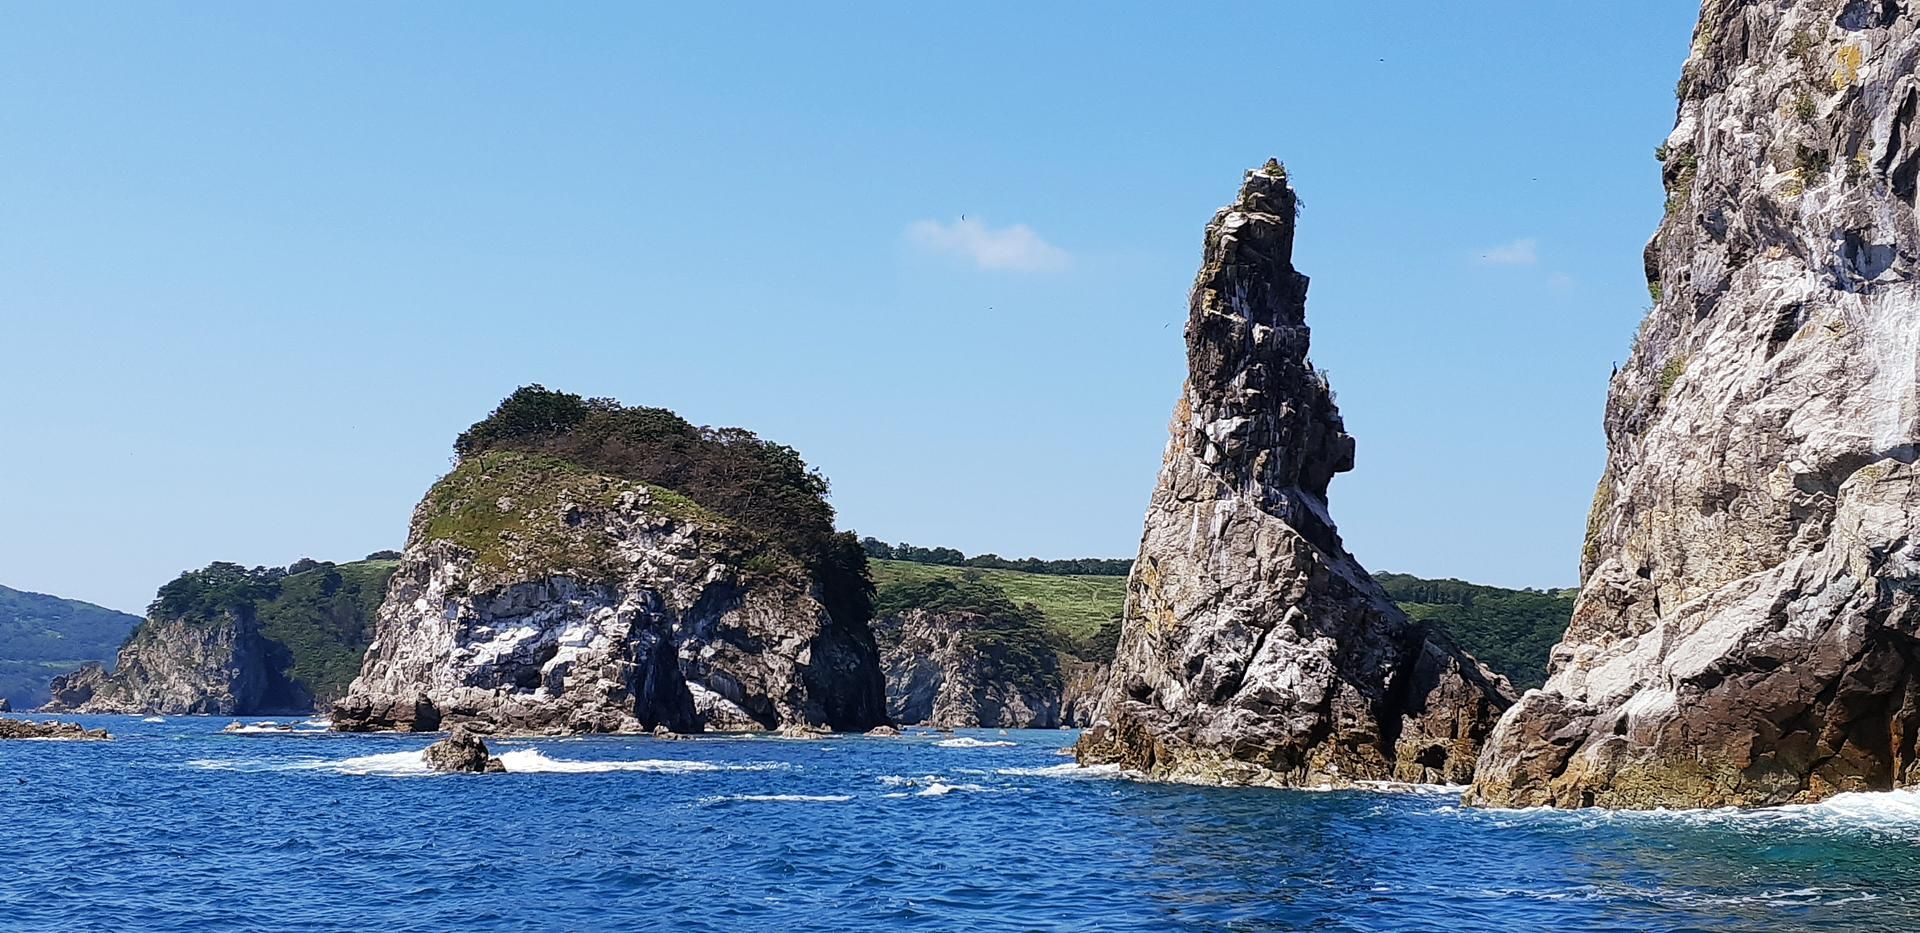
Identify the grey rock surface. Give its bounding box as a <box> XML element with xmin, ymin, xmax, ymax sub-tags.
<box><xmin>874</xmin><ymin>607</ymin><xmax>1064</xmax><ymax>728</ymax></box>
<box><xmin>422</xmin><ymin>725</ymin><xmax>504</xmax><ymax>773</ymax></box>
<box><xmin>333</xmin><ymin>453</ymin><xmax>886</xmax><ymax>736</ymax></box>
<box><xmin>1469</xmin><ymin>2</ymin><xmax>1920</xmax><ymax>809</ymax></box>
<box><xmin>1075</xmin><ymin>161</ymin><xmax>1513</xmax><ymax>786</ymax></box>
<box><xmin>68</xmin><ymin>615</ymin><xmax>308</xmax><ymax>716</ymax></box>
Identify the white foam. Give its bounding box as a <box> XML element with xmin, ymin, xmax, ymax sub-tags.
<box><xmin>996</xmin><ymin>762</ymin><xmax>1127</xmax><ymax>780</ymax></box>
<box><xmin>142</xmin><ymin>717</ymin><xmax>167</xmax><ymax>724</ymax></box>
<box><xmin>878</xmin><ymin>774</ymin><xmax>946</xmax><ymax>787</ymax></box>
<box><xmin>700</xmin><ymin>793</ymin><xmax>852</xmax><ymax>804</ymax></box>
<box><xmin>1467</xmin><ymin>786</ymin><xmax>1920</xmax><ymax>833</ymax></box>
<box><xmin>493</xmin><ymin>748</ymin><xmax>785</xmax><ymax>774</ymax></box>
<box><xmin>1354</xmin><ymin>780</ymin><xmax>1468</xmax><ymax>796</ymax></box>
<box><xmin>915</xmin><ymin>782</ymin><xmax>990</xmax><ymax>796</ymax></box>
<box><xmin>934</xmin><ymin>737</ymin><xmax>1016</xmax><ymax>748</ymax></box>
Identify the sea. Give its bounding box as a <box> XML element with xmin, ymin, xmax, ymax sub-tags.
<box><xmin>2</xmin><ymin>716</ymin><xmax>1916</xmax><ymax>931</ymax></box>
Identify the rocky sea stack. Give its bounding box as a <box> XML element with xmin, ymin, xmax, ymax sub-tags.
<box><xmin>333</xmin><ymin>388</ymin><xmax>888</xmax><ymax>735</ymax></box>
<box><xmin>1075</xmin><ymin>162</ymin><xmax>1514</xmax><ymax>786</ymax></box>
<box><xmin>1469</xmin><ymin>2</ymin><xmax>1920</xmax><ymax>809</ymax></box>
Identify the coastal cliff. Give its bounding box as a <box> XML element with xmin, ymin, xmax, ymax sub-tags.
<box><xmin>47</xmin><ymin>559</ymin><xmax>396</xmax><ymax>716</ymax></box>
<box><xmin>1075</xmin><ymin>162</ymin><xmax>1513</xmax><ymax>786</ymax></box>
<box><xmin>1469</xmin><ymin>2</ymin><xmax>1920</xmax><ymax>809</ymax></box>
<box><xmin>333</xmin><ymin>389</ymin><xmax>887</xmax><ymax>734</ymax></box>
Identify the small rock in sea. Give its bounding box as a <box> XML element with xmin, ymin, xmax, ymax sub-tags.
<box><xmin>0</xmin><ymin>719</ymin><xmax>110</xmax><ymax>741</ymax></box>
<box><xmin>775</xmin><ymin>723</ymin><xmax>829</xmax><ymax>739</ymax></box>
<box><xmin>651</xmin><ymin>724</ymin><xmax>684</xmax><ymax>740</ymax></box>
<box><xmin>865</xmin><ymin>725</ymin><xmax>901</xmax><ymax>737</ymax></box>
<box><xmin>0</xmin><ymin>698</ymin><xmax>11</xmax><ymax>713</ymax></box>
<box><xmin>422</xmin><ymin>725</ymin><xmax>506</xmax><ymax>774</ymax></box>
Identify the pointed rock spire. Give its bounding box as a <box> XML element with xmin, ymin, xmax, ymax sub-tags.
<box><xmin>1075</xmin><ymin>162</ymin><xmax>1513</xmax><ymax>786</ymax></box>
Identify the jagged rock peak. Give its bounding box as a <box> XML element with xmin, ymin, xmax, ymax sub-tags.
<box><xmin>1075</xmin><ymin>162</ymin><xmax>1513</xmax><ymax>788</ymax></box>
<box><xmin>1468</xmin><ymin>2</ymin><xmax>1920</xmax><ymax>810</ymax></box>
<box><xmin>1184</xmin><ymin>160</ymin><xmax>1353</xmax><ymax>512</ymax></box>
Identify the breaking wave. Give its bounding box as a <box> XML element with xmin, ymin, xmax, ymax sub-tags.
<box><xmin>935</xmin><ymin>737</ymin><xmax>1016</xmax><ymax>749</ymax></box>
<box><xmin>493</xmin><ymin>749</ymin><xmax>785</xmax><ymax>774</ymax></box>
<box><xmin>700</xmin><ymin>793</ymin><xmax>853</xmax><ymax>804</ymax></box>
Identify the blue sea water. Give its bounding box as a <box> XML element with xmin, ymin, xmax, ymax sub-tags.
<box><xmin>3</xmin><ymin>717</ymin><xmax>1917</xmax><ymax>932</ymax></box>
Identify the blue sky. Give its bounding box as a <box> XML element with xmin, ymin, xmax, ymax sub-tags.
<box><xmin>0</xmin><ymin>2</ymin><xmax>1701</xmax><ymax>613</ymax></box>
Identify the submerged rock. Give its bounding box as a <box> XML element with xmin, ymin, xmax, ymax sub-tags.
<box><xmin>1075</xmin><ymin>161</ymin><xmax>1513</xmax><ymax>787</ymax></box>
<box><xmin>1469</xmin><ymin>2</ymin><xmax>1920</xmax><ymax>810</ymax></box>
<box><xmin>334</xmin><ymin>448</ymin><xmax>886</xmax><ymax>736</ymax></box>
<box><xmin>423</xmin><ymin>725</ymin><xmax>505</xmax><ymax>773</ymax></box>
<box><xmin>0</xmin><ymin>719</ymin><xmax>109</xmax><ymax>740</ymax></box>
<box><xmin>865</xmin><ymin>724</ymin><xmax>901</xmax><ymax>737</ymax></box>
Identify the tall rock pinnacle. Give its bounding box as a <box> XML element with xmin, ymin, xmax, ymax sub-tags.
<box><xmin>1468</xmin><ymin>3</ymin><xmax>1920</xmax><ymax>809</ymax></box>
<box><xmin>1075</xmin><ymin>161</ymin><xmax>1514</xmax><ymax>786</ymax></box>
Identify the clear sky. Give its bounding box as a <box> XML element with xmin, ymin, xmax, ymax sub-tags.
<box><xmin>0</xmin><ymin>2</ymin><xmax>1703</xmax><ymax>614</ymax></box>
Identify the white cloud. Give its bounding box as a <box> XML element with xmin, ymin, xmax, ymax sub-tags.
<box><xmin>905</xmin><ymin>217</ymin><xmax>1068</xmax><ymax>272</ymax></box>
<box><xmin>1476</xmin><ymin>238</ymin><xmax>1539</xmax><ymax>265</ymax></box>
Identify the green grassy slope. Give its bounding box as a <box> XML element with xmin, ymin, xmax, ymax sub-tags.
<box><xmin>869</xmin><ymin>560</ymin><xmax>1574</xmax><ymax>690</ymax></box>
<box><xmin>869</xmin><ymin>560</ymin><xmax>1126</xmax><ymax>642</ymax></box>
<box><xmin>0</xmin><ymin>584</ymin><xmax>141</xmax><ymax>708</ymax></box>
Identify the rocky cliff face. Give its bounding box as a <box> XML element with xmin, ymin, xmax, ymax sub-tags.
<box><xmin>1075</xmin><ymin>162</ymin><xmax>1514</xmax><ymax>786</ymax></box>
<box><xmin>333</xmin><ymin>451</ymin><xmax>887</xmax><ymax>735</ymax></box>
<box><xmin>38</xmin><ymin>662</ymin><xmax>108</xmax><ymax>712</ymax></box>
<box><xmin>1469</xmin><ymin>3</ymin><xmax>1920</xmax><ymax>809</ymax></box>
<box><xmin>69</xmin><ymin>613</ymin><xmax>308</xmax><ymax>716</ymax></box>
<box><xmin>874</xmin><ymin>608</ymin><xmax>1064</xmax><ymax>728</ymax></box>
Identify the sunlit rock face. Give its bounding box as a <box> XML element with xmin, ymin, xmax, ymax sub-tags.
<box><xmin>333</xmin><ymin>452</ymin><xmax>886</xmax><ymax>736</ymax></box>
<box><xmin>1075</xmin><ymin>161</ymin><xmax>1513</xmax><ymax>787</ymax></box>
<box><xmin>1469</xmin><ymin>2</ymin><xmax>1920</xmax><ymax>810</ymax></box>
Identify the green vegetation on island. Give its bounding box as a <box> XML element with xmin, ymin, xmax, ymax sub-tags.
<box><xmin>870</xmin><ymin>553</ymin><xmax>1573</xmax><ymax>690</ymax></box>
<box><xmin>142</xmin><ymin>556</ymin><xmax>400</xmax><ymax>704</ymax></box>
<box><xmin>0</xmin><ymin>584</ymin><xmax>140</xmax><ymax>709</ymax></box>
<box><xmin>1374</xmin><ymin>573</ymin><xmax>1576</xmax><ymax>691</ymax></box>
<box><xmin>453</xmin><ymin>386</ymin><xmax>873</xmax><ymax>628</ymax></box>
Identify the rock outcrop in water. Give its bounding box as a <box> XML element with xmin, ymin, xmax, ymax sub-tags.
<box><xmin>334</xmin><ymin>393</ymin><xmax>887</xmax><ymax>736</ymax></box>
<box><xmin>423</xmin><ymin>725</ymin><xmax>506</xmax><ymax>773</ymax></box>
<box><xmin>38</xmin><ymin>663</ymin><xmax>107</xmax><ymax>712</ymax></box>
<box><xmin>0</xmin><ymin>719</ymin><xmax>109</xmax><ymax>740</ymax></box>
<box><xmin>1469</xmin><ymin>2</ymin><xmax>1920</xmax><ymax>810</ymax></box>
<box><xmin>71</xmin><ymin>603</ymin><xmax>310</xmax><ymax>716</ymax></box>
<box><xmin>1075</xmin><ymin>162</ymin><xmax>1514</xmax><ymax>786</ymax></box>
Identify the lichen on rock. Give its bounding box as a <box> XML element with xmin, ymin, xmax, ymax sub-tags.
<box><xmin>1467</xmin><ymin>1</ymin><xmax>1920</xmax><ymax>810</ymax></box>
<box><xmin>334</xmin><ymin>407</ymin><xmax>887</xmax><ymax>737</ymax></box>
<box><xmin>1074</xmin><ymin>161</ymin><xmax>1513</xmax><ymax>787</ymax></box>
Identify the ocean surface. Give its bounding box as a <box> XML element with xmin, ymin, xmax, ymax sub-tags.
<box><xmin>3</xmin><ymin>717</ymin><xmax>1917</xmax><ymax>931</ymax></box>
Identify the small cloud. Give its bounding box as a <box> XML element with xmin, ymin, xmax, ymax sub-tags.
<box><xmin>905</xmin><ymin>217</ymin><xmax>1068</xmax><ymax>272</ymax></box>
<box><xmin>1476</xmin><ymin>238</ymin><xmax>1539</xmax><ymax>265</ymax></box>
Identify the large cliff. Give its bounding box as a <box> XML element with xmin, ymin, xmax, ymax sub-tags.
<box><xmin>49</xmin><ymin>559</ymin><xmax>396</xmax><ymax>715</ymax></box>
<box><xmin>333</xmin><ymin>390</ymin><xmax>887</xmax><ymax>734</ymax></box>
<box><xmin>1470</xmin><ymin>2</ymin><xmax>1920</xmax><ymax>809</ymax></box>
<box><xmin>873</xmin><ymin>578</ymin><xmax>1068</xmax><ymax>728</ymax></box>
<box><xmin>1075</xmin><ymin>162</ymin><xmax>1513</xmax><ymax>786</ymax></box>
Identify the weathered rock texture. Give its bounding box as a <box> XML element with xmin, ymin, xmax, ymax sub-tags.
<box><xmin>0</xmin><ymin>719</ymin><xmax>109</xmax><ymax>740</ymax></box>
<box><xmin>1075</xmin><ymin>162</ymin><xmax>1514</xmax><ymax>786</ymax></box>
<box><xmin>69</xmin><ymin>615</ymin><xmax>309</xmax><ymax>716</ymax></box>
<box><xmin>1469</xmin><ymin>2</ymin><xmax>1920</xmax><ymax>809</ymax></box>
<box><xmin>875</xmin><ymin>608</ymin><xmax>1064</xmax><ymax>728</ymax></box>
<box><xmin>422</xmin><ymin>725</ymin><xmax>506</xmax><ymax>773</ymax></box>
<box><xmin>37</xmin><ymin>664</ymin><xmax>108</xmax><ymax>712</ymax></box>
<box><xmin>333</xmin><ymin>452</ymin><xmax>887</xmax><ymax>735</ymax></box>
<box><xmin>1059</xmin><ymin>659</ymin><xmax>1108</xmax><ymax>727</ymax></box>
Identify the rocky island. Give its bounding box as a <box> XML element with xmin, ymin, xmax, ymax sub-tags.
<box><xmin>1469</xmin><ymin>0</ymin><xmax>1920</xmax><ymax>809</ymax></box>
<box><xmin>1075</xmin><ymin>161</ymin><xmax>1514</xmax><ymax>786</ymax></box>
<box><xmin>332</xmin><ymin>387</ymin><xmax>888</xmax><ymax>735</ymax></box>
<box><xmin>44</xmin><ymin>558</ymin><xmax>396</xmax><ymax>716</ymax></box>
